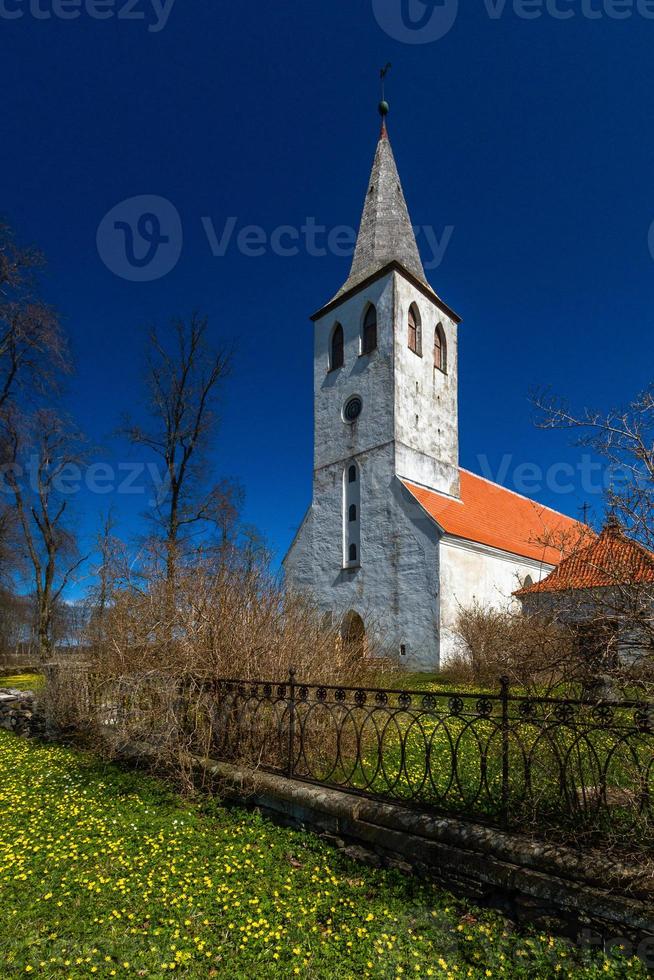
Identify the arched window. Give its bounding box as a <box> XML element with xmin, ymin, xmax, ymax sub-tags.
<box><xmin>343</xmin><ymin>461</ymin><xmax>360</xmax><ymax>568</ymax></box>
<box><xmin>434</xmin><ymin>323</ymin><xmax>447</xmax><ymax>373</ymax></box>
<box><xmin>408</xmin><ymin>304</ymin><xmax>422</xmax><ymax>356</ymax></box>
<box><xmin>523</xmin><ymin>574</ymin><xmax>534</xmax><ymax>589</ymax></box>
<box><xmin>361</xmin><ymin>305</ymin><xmax>377</xmax><ymax>355</ymax></box>
<box><xmin>330</xmin><ymin>323</ymin><xmax>344</xmax><ymax>371</ymax></box>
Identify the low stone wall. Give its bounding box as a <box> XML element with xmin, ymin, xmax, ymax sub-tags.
<box><xmin>0</xmin><ymin>689</ymin><xmax>43</xmax><ymax>737</ymax></box>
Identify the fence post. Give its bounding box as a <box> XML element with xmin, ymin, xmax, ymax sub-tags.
<box><xmin>287</xmin><ymin>667</ymin><xmax>296</xmax><ymax>778</ymax></box>
<box><xmin>500</xmin><ymin>675</ymin><xmax>510</xmax><ymax>826</ymax></box>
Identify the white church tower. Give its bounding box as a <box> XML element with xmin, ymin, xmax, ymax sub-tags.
<box><xmin>284</xmin><ymin>105</ymin><xmax>462</xmax><ymax>666</ymax></box>
<box><xmin>285</xmin><ymin>104</ymin><xmax>580</xmax><ymax>669</ymax></box>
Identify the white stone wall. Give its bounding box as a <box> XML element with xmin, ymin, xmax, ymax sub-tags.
<box><xmin>438</xmin><ymin>536</ymin><xmax>553</xmax><ymax>664</ymax></box>
<box><xmin>393</xmin><ymin>275</ymin><xmax>460</xmax><ymax>498</ymax></box>
<box><xmin>284</xmin><ymin>447</ymin><xmax>442</xmax><ymax>669</ymax></box>
<box><xmin>313</xmin><ymin>274</ymin><xmax>395</xmax><ymax>474</ymax></box>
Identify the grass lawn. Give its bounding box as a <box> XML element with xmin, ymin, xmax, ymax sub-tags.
<box><xmin>0</xmin><ymin>732</ymin><xmax>647</xmax><ymax>978</ymax></box>
<box><xmin>0</xmin><ymin>673</ymin><xmax>44</xmax><ymax>691</ymax></box>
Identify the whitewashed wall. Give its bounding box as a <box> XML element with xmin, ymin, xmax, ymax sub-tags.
<box><xmin>284</xmin><ymin>453</ymin><xmax>442</xmax><ymax>669</ymax></box>
<box><xmin>313</xmin><ymin>275</ymin><xmax>395</xmax><ymax>475</ymax></box>
<box><xmin>393</xmin><ymin>275</ymin><xmax>460</xmax><ymax>498</ymax></box>
<box><xmin>438</xmin><ymin>536</ymin><xmax>553</xmax><ymax>664</ymax></box>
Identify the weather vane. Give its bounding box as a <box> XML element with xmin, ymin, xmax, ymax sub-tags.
<box><xmin>379</xmin><ymin>63</ymin><xmax>391</xmax><ymax>118</ymax></box>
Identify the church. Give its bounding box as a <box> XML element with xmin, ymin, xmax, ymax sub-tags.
<box><xmin>283</xmin><ymin>105</ymin><xmax>580</xmax><ymax>670</ymax></box>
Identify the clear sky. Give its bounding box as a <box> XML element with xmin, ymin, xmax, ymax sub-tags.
<box><xmin>2</xmin><ymin>1</ymin><xmax>653</xmax><ymax>590</ymax></box>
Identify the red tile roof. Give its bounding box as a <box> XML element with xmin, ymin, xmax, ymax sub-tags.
<box><xmin>514</xmin><ymin>519</ymin><xmax>654</xmax><ymax>596</ymax></box>
<box><xmin>402</xmin><ymin>469</ymin><xmax>583</xmax><ymax>565</ymax></box>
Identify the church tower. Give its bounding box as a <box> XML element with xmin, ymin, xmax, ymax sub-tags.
<box><xmin>311</xmin><ymin>107</ymin><xmax>461</xmax><ymax>505</ymax></box>
<box><xmin>285</xmin><ymin>103</ymin><xmax>462</xmax><ymax>667</ymax></box>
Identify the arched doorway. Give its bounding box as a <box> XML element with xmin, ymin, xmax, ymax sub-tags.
<box><xmin>342</xmin><ymin>611</ymin><xmax>366</xmax><ymax>660</ymax></box>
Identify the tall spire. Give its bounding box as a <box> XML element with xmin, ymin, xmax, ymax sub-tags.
<box><xmin>334</xmin><ymin>100</ymin><xmax>430</xmax><ymax>301</ymax></box>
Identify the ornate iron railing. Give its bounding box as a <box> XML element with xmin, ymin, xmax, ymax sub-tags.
<box><xmin>201</xmin><ymin>672</ymin><xmax>654</xmax><ymax>846</ymax></box>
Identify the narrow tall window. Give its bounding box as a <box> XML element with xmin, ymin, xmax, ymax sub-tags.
<box><xmin>434</xmin><ymin>323</ymin><xmax>447</xmax><ymax>373</ymax></box>
<box><xmin>343</xmin><ymin>461</ymin><xmax>360</xmax><ymax>568</ymax></box>
<box><xmin>362</xmin><ymin>304</ymin><xmax>377</xmax><ymax>355</ymax></box>
<box><xmin>330</xmin><ymin>323</ymin><xmax>344</xmax><ymax>371</ymax></box>
<box><xmin>408</xmin><ymin>304</ymin><xmax>422</xmax><ymax>356</ymax></box>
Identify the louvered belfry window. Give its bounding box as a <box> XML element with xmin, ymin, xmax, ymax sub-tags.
<box><xmin>434</xmin><ymin>323</ymin><xmax>446</xmax><ymax>373</ymax></box>
<box><xmin>408</xmin><ymin>305</ymin><xmax>422</xmax><ymax>355</ymax></box>
<box><xmin>331</xmin><ymin>323</ymin><xmax>344</xmax><ymax>370</ymax></box>
<box><xmin>362</xmin><ymin>305</ymin><xmax>377</xmax><ymax>355</ymax></box>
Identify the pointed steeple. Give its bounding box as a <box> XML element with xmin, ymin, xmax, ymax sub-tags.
<box><xmin>334</xmin><ymin>107</ymin><xmax>431</xmax><ymax>301</ymax></box>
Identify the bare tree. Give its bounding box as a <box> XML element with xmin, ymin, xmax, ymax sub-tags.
<box><xmin>84</xmin><ymin>508</ymin><xmax>130</xmax><ymax>654</ymax></box>
<box><xmin>0</xmin><ymin>220</ymin><xmax>69</xmax><ymax>411</ymax></box>
<box><xmin>534</xmin><ymin>384</ymin><xmax>654</xmax><ymax>548</ymax></box>
<box><xmin>0</xmin><ymin>221</ymin><xmax>70</xmax><ymax>585</ymax></box>
<box><xmin>0</xmin><ymin>589</ymin><xmax>35</xmax><ymax>665</ymax></box>
<box><xmin>124</xmin><ymin>313</ymin><xmax>236</xmax><ymax>590</ymax></box>
<box><xmin>531</xmin><ymin>385</ymin><xmax>654</xmax><ymax>688</ymax></box>
<box><xmin>95</xmin><ymin>508</ymin><xmax>119</xmax><ymax>620</ymax></box>
<box><xmin>4</xmin><ymin>408</ymin><xmax>88</xmax><ymax>660</ymax></box>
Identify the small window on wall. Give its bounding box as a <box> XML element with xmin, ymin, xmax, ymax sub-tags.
<box><xmin>408</xmin><ymin>304</ymin><xmax>422</xmax><ymax>356</ymax></box>
<box><xmin>330</xmin><ymin>323</ymin><xmax>344</xmax><ymax>371</ymax></box>
<box><xmin>343</xmin><ymin>461</ymin><xmax>361</xmax><ymax>568</ymax></box>
<box><xmin>361</xmin><ymin>304</ymin><xmax>377</xmax><ymax>355</ymax></box>
<box><xmin>434</xmin><ymin>323</ymin><xmax>447</xmax><ymax>373</ymax></box>
<box><xmin>522</xmin><ymin>574</ymin><xmax>534</xmax><ymax>589</ymax></box>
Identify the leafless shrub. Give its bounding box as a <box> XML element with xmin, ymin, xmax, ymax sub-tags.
<box><xmin>60</xmin><ymin>544</ymin><xmax>395</xmax><ymax>789</ymax></box>
<box><xmin>442</xmin><ymin>601</ymin><xmax>578</xmax><ymax>693</ymax></box>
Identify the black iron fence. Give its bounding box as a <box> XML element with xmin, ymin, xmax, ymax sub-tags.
<box><xmin>200</xmin><ymin>672</ymin><xmax>654</xmax><ymax>847</ymax></box>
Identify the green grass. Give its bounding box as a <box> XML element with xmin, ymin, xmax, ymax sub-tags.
<box><xmin>390</xmin><ymin>674</ymin><xmax>490</xmax><ymax>694</ymax></box>
<box><xmin>0</xmin><ymin>732</ymin><xmax>647</xmax><ymax>979</ymax></box>
<box><xmin>0</xmin><ymin>672</ymin><xmax>44</xmax><ymax>691</ymax></box>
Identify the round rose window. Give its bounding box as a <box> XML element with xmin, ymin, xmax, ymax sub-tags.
<box><xmin>343</xmin><ymin>396</ymin><xmax>363</xmax><ymax>423</ymax></box>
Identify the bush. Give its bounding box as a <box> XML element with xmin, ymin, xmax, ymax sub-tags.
<box><xmin>55</xmin><ymin>549</ymin><xmax>397</xmax><ymax>787</ymax></box>
<box><xmin>443</xmin><ymin>602</ymin><xmax>577</xmax><ymax>692</ymax></box>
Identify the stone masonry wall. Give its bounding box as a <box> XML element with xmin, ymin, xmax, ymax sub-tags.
<box><xmin>0</xmin><ymin>689</ymin><xmax>43</xmax><ymax>737</ymax></box>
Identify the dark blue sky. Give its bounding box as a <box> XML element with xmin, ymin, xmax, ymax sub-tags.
<box><xmin>2</xmin><ymin>1</ymin><xmax>653</xmax><ymax>590</ymax></box>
